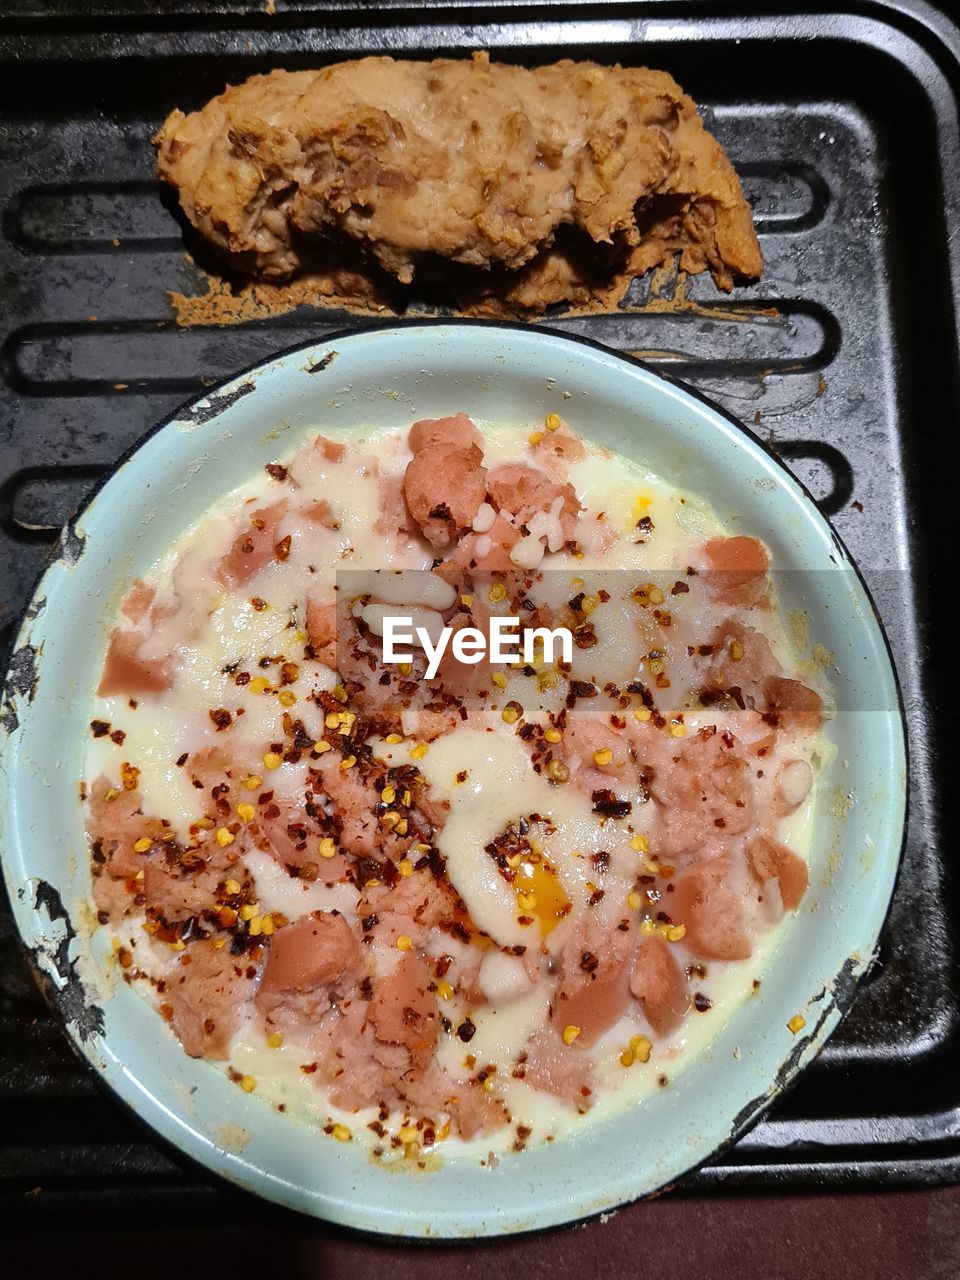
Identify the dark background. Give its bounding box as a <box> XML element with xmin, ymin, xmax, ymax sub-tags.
<box><xmin>2</xmin><ymin>1</ymin><xmax>960</xmax><ymax>1272</ymax></box>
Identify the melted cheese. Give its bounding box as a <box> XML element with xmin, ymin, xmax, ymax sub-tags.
<box><xmin>86</xmin><ymin>418</ymin><xmax>834</xmax><ymax>1163</ymax></box>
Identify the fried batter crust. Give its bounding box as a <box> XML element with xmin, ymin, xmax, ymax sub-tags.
<box><xmin>155</xmin><ymin>53</ymin><xmax>762</xmax><ymax>316</ymax></box>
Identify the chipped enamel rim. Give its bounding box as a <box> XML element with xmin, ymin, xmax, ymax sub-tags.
<box><xmin>0</xmin><ymin>322</ymin><xmax>906</xmax><ymax>1236</ymax></box>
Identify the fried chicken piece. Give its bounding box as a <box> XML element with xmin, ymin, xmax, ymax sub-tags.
<box><xmin>155</xmin><ymin>52</ymin><xmax>762</xmax><ymax>317</ymax></box>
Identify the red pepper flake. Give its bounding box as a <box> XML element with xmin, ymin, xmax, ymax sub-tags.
<box><xmin>265</xmin><ymin>463</ymin><xmax>288</xmax><ymax>482</ymax></box>
<box><xmin>274</xmin><ymin>535</ymin><xmax>292</xmax><ymax>562</ymax></box>
<box><xmin>209</xmin><ymin>708</ymin><xmax>233</xmax><ymax>731</ymax></box>
<box><xmin>591</xmin><ymin>788</ymin><xmax>631</xmax><ymax>819</ymax></box>
<box><xmin>671</xmin><ymin>580</ymin><xmax>690</xmax><ymax>595</ymax></box>
<box><xmin>250</xmin><ymin>598</ymin><xmax>267</xmax><ymax>612</ymax></box>
<box><xmin>90</xmin><ymin>720</ymin><xmax>110</xmax><ymax>738</ymax></box>
<box><xmin>565</xmin><ymin>679</ymin><xmax>597</xmax><ymax>708</ymax></box>
<box><xmin>110</xmin><ymin>729</ymin><xmax>126</xmax><ymax>745</ymax></box>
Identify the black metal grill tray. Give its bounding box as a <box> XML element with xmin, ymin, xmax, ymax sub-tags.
<box><xmin>2</xmin><ymin>0</ymin><xmax>959</xmax><ymax>1225</ymax></box>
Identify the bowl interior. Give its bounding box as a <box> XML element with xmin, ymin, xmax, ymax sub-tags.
<box><xmin>0</xmin><ymin>322</ymin><xmax>906</xmax><ymax>1236</ymax></box>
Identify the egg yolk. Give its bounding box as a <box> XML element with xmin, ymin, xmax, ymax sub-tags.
<box><xmin>631</xmin><ymin>492</ymin><xmax>653</xmax><ymax>523</ymax></box>
<box><xmin>514</xmin><ymin>856</ymin><xmax>570</xmax><ymax>938</ymax></box>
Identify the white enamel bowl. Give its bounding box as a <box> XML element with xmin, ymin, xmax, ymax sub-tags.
<box><xmin>0</xmin><ymin>322</ymin><xmax>906</xmax><ymax>1236</ymax></box>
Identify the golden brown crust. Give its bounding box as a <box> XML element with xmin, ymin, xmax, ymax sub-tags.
<box><xmin>156</xmin><ymin>53</ymin><xmax>762</xmax><ymax>318</ymax></box>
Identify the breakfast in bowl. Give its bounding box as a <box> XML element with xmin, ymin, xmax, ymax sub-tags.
<box><xmin>0</xmin><ymin>317</ymin><xmax>905</xmax><ymax>1233</ymax></box>
<box><xmin>85</xmin><ymin>409</ymin><xmax>831</xmax><ymax>1161</ymax></box>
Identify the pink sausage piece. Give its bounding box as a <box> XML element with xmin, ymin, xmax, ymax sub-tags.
<box><xmin>315</xmin><ymin>754</ymin><xmax>383</xmax><ymax>858</ymax></box>
<box><xmin>142</xmin><ymin>849</ymin><xmax>234</xmax><ymax>925</ymax></box>
<box><xmin>402</xmin><ymin>1061</ymin><xmax>510</xmax><ymax>1138</ymax></box>
<box><xmin>217</xmin><ymin>500</ymin><xmax>288</xmax><ymax>589</ymax></box>
<box><xmin>316</xmin><ymin>435</ymin><xmax>346</xmax><ymax>463</ymax></box>
<box><xmin>702</xmin><ymin>535</ymin><xmax>770</xmax><ymax>607</ymax></box>
<box><xmin>652</xmin><ymin>728</ymin><xmax>753</xmax><ymax>856</ymax></box>
<box><xmin>520</xmin><ymin>1030</ymin><xmax>594</xmax><ymax>1103</ymax></box>
<box><xmin>375</xmin><ymin>472</ymin><xmax>417</xmax><ymax>539</ymax></box>
<box><xmin>368</xmin><ymin>952</ymin><xmax>440</xmax><ymax>1068</ymax></box>
<box><xmin>746</xmin><ymin>834</ymin><xmax>809</xmax><ymax>912</ymax></box>
<box><xmin>403</xmin><ymin>443</ymin><xmax>487</xmax><ymax>548</ymax></box>
<box><xmin>120</xmin><ymin>578</ymin><xmax>156</xmax><ymax>624</ymax></box>
<box><xmin>258</xmin><ymin>912</ymin><xmax>360</xmax><ymax>998</ymax></box>
<box><xmin>670</xmin><ymin>857</ymin><xmax>752</xmax><ymax>962</ymax></box>
<box><xmin>486</xmin><ymin>462</ymin><xmax>580</xmax><ymax>533</ymax></box>
<box><xmin>306</xmin><ymin>596</ymin><xmax>337</xmax><ymax>664</ymax></box>
<box><xmin>440</xmin><ymin>513</ymin><xmax>521</xmax><ymax>575</ymax></box>
<box><xmin>87</xmin><ymin>775</ymin><xmax>171</xmax><ymax>884</ymax></box>
<box><xmin>705</xmin><ymin>618</ymin><xmax>779</xmax><ymax>692</ymax></box>
<box><xmin>303</xmin><ymin>498</ymin><xmax>338</xmax><ymax>529</ymax></box>
<box><xmin>163</xmin><ymin>941</ymin><xmax>259</xmax><ymax>1060</ymax></box>
<box><xmin>531</xmin><ymin>424</ymin><xmax>587</xmax><ymax>469</ymax></box>
<box><xmin>550</xmin><ymin>921</ymin><xmax>635</xmax><ymax>1048</ymax></box>
<box><xmin>630</xmin><ymin>937</ymin><xmax>690</xmax><ymax>1036</ymax></box>
<box><xmin>408</xmin><ymin>413</ymin><xmax>481</xmax><ymax>454</ymax></box>
<box><xmin>762</xmin><ymin>676</ymin><xmax>823</xmax><ymax>733</ymax></box>
<box><xmin>98</xmin><ymin>579</ymin><xmax>175</xmax><ymax>696</ymax></box>
<box><xmin>98</xmin><ymin>629</ymin><xmax>173</xmax><ymax>697</ymax></box>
